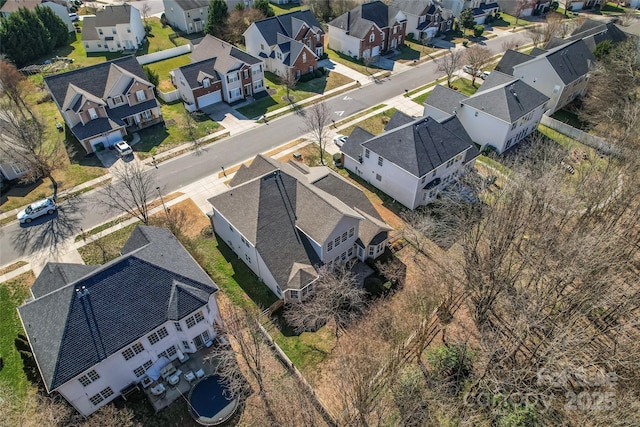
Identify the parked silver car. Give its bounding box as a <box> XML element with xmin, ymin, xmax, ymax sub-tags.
<box><xmin>115</xmin><ymin>141</ymin><xmax>133</xmax><ymax>158</ymax></box>
<box><xmin>17</xmin><ymin>198</ymin><xmax>57</xmax><ymax>224</ymax></box>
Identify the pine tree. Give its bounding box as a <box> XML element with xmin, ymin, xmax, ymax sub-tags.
<box><xmin>254</xmin><ymin>0</ymin><xmax>275</xmax><ymax>17</ymax></box>
<box><xmin>35</xmin><ymin>5</ymin><xmax>69</xmax><ymax>48</ymax></box>
<box><xmin>205</xmin><ymin>0</ymin><xmax>229</xmax><ymax>37</ymax></box>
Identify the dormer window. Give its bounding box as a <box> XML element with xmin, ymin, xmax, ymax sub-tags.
<box><xmin>203</xmin><ymin>78</ymin><xmax>210</xmax><ymax>88</ymax></box>
<box><xmin>88</xmin><ymin>108</ymin><xmax>98</xmax><ymax>120</ymax></box>
<box><xmin>276</xmin><ymin>52</ymin><xmax>282</xmax><ymax>60</ymax></box>
<box><xmin>112</xmin><ymin>95</ymin><xmax>123</xmax><ymax>105</ymax></box>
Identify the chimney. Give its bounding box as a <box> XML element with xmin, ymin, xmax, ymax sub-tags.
<box><xmin>347</xmin><ymin>10</ymin><xmax>351</xmax><ymax>33</ymax></box>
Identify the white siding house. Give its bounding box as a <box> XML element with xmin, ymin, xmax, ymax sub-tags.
<box><xmin>17</xmin><ymin>227</ymin><xmax>223</xmax><ymax>417</ymax></box>
<box><xmin>82</xmin><ymin>5</ymin><xmax>145</xmax><ymax>53</ymax></box>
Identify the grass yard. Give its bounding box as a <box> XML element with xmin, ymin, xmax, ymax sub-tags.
<box><xmin>411</xmin><ymin>77</ymin><xmax>479</xmax><ymax>106</ymax></box>
<box><xmin>271</xmin><ymin>318</ymin><xmax>336</xmax><ymax>375</ymax></box>
<box><xmin>327</xmin><ymin>49</ymin><xmax>383</xmax><ymax>76</ymax></box>
<box><xmin>600</xmin><ymin>2</ymin><xmax>627</xmax><ymax>14</ymax></box>
<box><xmin>271</xmin><ymin>3</ymin><xmax>306</xmax><ymax>15</ymax></box>
<box><xmin>237</xmin><ymin>70</ymin><xmax>353</xmax><ymax>118</ymax></box>
<box><xmin>396</xmin><ymin>40</ymin><xmax>438</xmax><ymax>63</ymax></box>
<box><xmin>134</xmin><ymin>101</ymin><xmax>222</xmax><ymax>158</ymax></box>
<box><xmin>0</xmin><ymin>271</ymin><xmax>37</xmax><ymax>399</ymax></box>
<box><xmin>341</xmin><ymin>108</ymin><xmax>398</xmax><ymax>136</ymax></box>
<box><xmin>492</xmin><ymin>13</ymin><xmax>532</xmax><ymax>27</ymax></box>
<box><xmin>144</xmin><ymin>54</ymin><xmax>191</xmax><ymax>92</ymax></box>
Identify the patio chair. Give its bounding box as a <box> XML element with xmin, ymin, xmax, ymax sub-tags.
<box><xmin>185</xmin><ymin>371</ymin><xmax>196</xmax><ymax>383</ymax></box>
<box><xmin>168</xmin><ymin>369</ymin><xmax>182</xmax><ymax>386</ymax></box>
<box><xmin>195</xmin><ymin>368</ymin><xmax>205</xmax><ymax>379</ymax></box>
<box><xmin>150</xmin><ymin>383</ymin><xmax>166</xmax><ymax>396</ymax></box>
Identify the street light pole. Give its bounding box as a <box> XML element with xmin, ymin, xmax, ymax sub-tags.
<box><xmin>156</xmin><ymin>186</ymin><xmax>169</xmax><ymax>218</ymax></box>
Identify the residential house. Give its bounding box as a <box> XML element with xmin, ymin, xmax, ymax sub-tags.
<box><xmin>328</xmin><ymin>0</ymin><xmax>408</xmax><ymax>60</ymax></box>
<box><xmin>82</xmin><ymin>5</ymin><xmax>145</xmax><ymax>53</ymax></box>
<box><xmin>424</xmin><ymin>72</ymin><xmax>549</xmax><ymax>153</ymax></box>
<box><xmin>0</xmin><ymin>0</ymin><xmax>73</xmax><ymax>32</ymax></box>
<box><xmin>391</xmin><ymin>0</ymin><xmax>454</xmax><ymax>41</ymax></box>
<box><xmin>0</xmin><ymin>113</ymin><xmax>30</xmax><ymax>182</ymax></box>
<box><xmin>17</xmin><ymin>226</ymin><xmax>223</xmax><ymax>417</ymax></box>
<box><xmin>496</xmin><ymin>0</ymin><xmax>538</xmax><ymax>17</ymax></box>
<box><xmin>162</xmin><ymin>0</ymin><xmax>253</xmax><ymax>34</ymax></box>
<box><xmin>562</xmin><ymin>0</ymin><xmax>602</xmax><ymax>11</ymax></box>
<box><xmin>341</xmin><ymin>111</ymin><xmax>479</xmax><ymax>209</ymax></box>
<box><xmin>208</xmin><ymin>155</ymin><xmax>392</xmax><ymax>302</ymax></box>
<box><xmin>438</xmin><ymin>0</ymin><xmax>499</xmax><ymax>23</ymax></box>
<box><xmin>171</xmin><ymin>35</ymin><xmax>265</xmax><ymax>110</ymax></box>
<box><xmin>45</xmin><ymin>56</ymin><xmax>163</xmax><ymax>153</ymax></box>
<box><xmin>494</xmin><ymin>39</ymin><xmax>595</xmax><ymax>114</ymax></box>
<box><xmin>243</xmin><ymin>10</ymin><xmax>324</xmax><ymax>77</ymax></box>
<box><xmin>544</xmin><ymin>18</ymin><xmax>627</xmax><ymax>51</ymax></box>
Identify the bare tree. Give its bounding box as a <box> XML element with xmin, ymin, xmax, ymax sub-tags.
<box><xmin>96</xmin><ymin>161</ymin><xmax>156</xmax><ymax>224</ymax></box>
<box><xmin>284</xmin><ymin>265</ymin><xmax>368</xmax><ymax>341</ymax></box>
<box><xmin>280</xmin><ymin>68</ymin><xmax>298</xmax><ymax>103</ymax></box>
<box><xmin>527</xmin><ymin>25</ymin><xmax>545</xmax><ymax>47</ymax></box>
<box><xmin>464</xmin><ymin>45</ymin><xmax>492</xmax><ymax>87</ymax></box>
<box><xmin>513</xmin><ymin>0</ymin><xmax>532</xmax><ymax>25</ymax></box>
<box><xmin>0</xmin><ymin>64</ymin><xmax>63</xmax><ymax>196</ymax></box>
<box><xmin>224</xmin><ymin>8</ymin><xmax>265</xmax><ymax>44</ymax></box>
<box><xmin>301</xmin><ymin>101</ymin><xmax>331</xmax><ymax>165</ymax></box>
<box><xmin>501</xmin><ymin>38</ymin><xmax>522</xmax><ymax>51</ymax></box>
<box><xmin>436</xmin><ymin>48</ymin><xmax>463</xmax><ymax>89</ymax></box>
<box><xmin>182</xmin><ymin>109</ymin><xmax>204</xmax><ymax>151</ymax></box>
<box><xmin>141</xmin><ymin>2</ymin><xmax>151</xmax><ymax>23</ymax></box>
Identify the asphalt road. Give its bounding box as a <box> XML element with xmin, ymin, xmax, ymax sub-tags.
<box><xmin>0</xmin><ymin>31</ymin><xmax>526</xmax><ymax>267</ymax></box>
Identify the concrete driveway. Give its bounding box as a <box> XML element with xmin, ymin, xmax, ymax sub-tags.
<box><xmin>200</xmin><ymin>103</ymin><xmax>252</xmax><ymax>134</ymax></box>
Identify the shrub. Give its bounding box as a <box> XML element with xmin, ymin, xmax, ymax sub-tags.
<box><xmin>462</xmin><ymin>40</ymin><xmax>469</xmax><ymax>47</ymax></box>
<box><xmin>314</xmin><ymin>69</ymin><xmax>322</xmax><ymax>78</ymax></box>
<box><xmin>364</xmin><ymin>277</ymin><xmax>385</xmax><ymax>296</ymax></box>
<box><xmin>406</xmin><ymin>32</ymin><xmax>415</xmax><ymax>41</ymax></box>
<box><xmin>333</xmin><ymin>152</ymin><xmax>341</xmax><ymax>162</ymax></box>
<box><xmin>473</xmin><ymin>24</ymin><xmax>484</xmax><ymax>38</ymax></box>
<box><xmin>160</xmin><ymin>12</ymin><xmax>168</xmax><ymax>26</ymax></box>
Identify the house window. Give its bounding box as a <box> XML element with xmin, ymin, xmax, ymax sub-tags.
<box><xmin>132</xmin><ymin>342</ymin><xmax>144</xmax><ymax>354</ymax></box>
<box><xmin>364</xmin><ymin>149</ymin><xmax>370</xmax><ymax>158</ymax></box>
<box><xmin>112</xmin><ymin>29</ymin><xmax>116</xmax><ymax>34</ymax></box>
<box><xmin>89</xmin><ymin>393</ymin><xmax>104</xmax><ymax>406</ymax></box>
<box><xmin>378</xmin><ymin>156</ymin><xmax>383</xmax><ymax>166</ymax></box>
<box><xmin>290</xmin><ymin>290</ymin><xmax>299</xmax><ymax>299</ymax></box>
<box><xmin>101</xmin><ymin>387</ymin><xmax>114</xmax><ymax>399</ymax></box>
<box><xmin>122</xmin><ymin>348</ymin><xmax>135</xmax><ymax>361</ymax></box>
<box><xmin>78</xmin><ymin>370</ymin><xmax>99</xmax><ymax>387</ymax></box>
<box><xmin>296</xmin><ymin>70</ymin><xmax>301</xmax><ymax>78</ymax></box>
<box><xmin>349</xmin><ymin>227</ymin><xmax>354</xmax><ymax>237</ymax></box>
<box><xmin>78</xmin><ymin>375</ymin><xmax>91</xmax><ymax>387</ymax></box>
<box><xmin>328</xmin><ymin>240</ymin><xmax>333</xmax><ymax>251</ymax></box>
<box><xmin>243</xmin><ymin>70</ymin><xmax>249</xmax><ymax>79</ymax></box>
<box><xmin>98</xmin><ymin>29</ymin><xmax>103</xmax><ymax>35</ymax></box>
<box><xmin>348</xmin><ymin>247</ymin><xmax>353</xmax><ymax>257</ymax></box>
<box><xmin>260</xmin><ymin>43</ymin><xmax>265</xmax><ymax>50</ymax></box>
<box><xmin>229</xmin><ymin>88</ymin><xmax>241</xmax><ymax>98</ymax></box>
<box><xmin>369</xmin><ymin>33</ymin><xmax>375</xmax><ymax>43</ymax></box>
<box><xmin>142</xmin><ymin>110</ymin><xmax>152</xmax><ymax>120</ymax></box>
<box><xmin>394</xmin><ymin>26</ymin><xmax>397</xmax><ymax>34</ymax></box>
<box><xmin>342</xmin><ymin>232</ymin><xmax>348</xmax><ymax>242</ymax></box>
<box><xmin>182</xmin><ymin>341</ymin><xmax>190</xmax><ymax>350</ymax></box>
<box><xmin>88</xmin><ymin>108</ymin><xmax>98</xmax><ymax>120</ymax></box>
<box><xmin>302</xmin><ymin>286</ymin><xmax>309</xmax><ymax>296</ymax></box>
<box><xmin>112</xmin><ymin>95</ymin><xmax>123</xmax><ymax>105</ymax></box>
<box><xmin>309</xmin><ymin>66</ymin><xmax>314</xmax><ymax>74</ymax></box>
<box><xmin>11</xmin><ymin>163</ymin><xmax>27</xmax><ymax>175</ymax></box>
<box><xmin>186</xmin><ymin>311</ymin><xmax>205</xmax><ymax>328</ymax></box>
<box><xmin>203</xmin><ymin>79</ymin><xmax>210</xmax><ymax>88</ymax></box>
<box><xmin>187</xmin><ymin>12</ymin><xmax>190</xmax><ymax>17</ymax></box>
<box><xmin>334</xmin><ymin>256</ymin><xmax>340</xmax><ymax>263</ymax></box>
<box><xmin>511</xmin><ymin>122</ymin><xmax>517</xmax><ymax>130</ymax></box>
<box><xmin>376</xmin><ymin>174</ymin><xmax>382</xmax><ymax>182</ymax></box>
<box><xmin>165</xmin><ymin>345</ymin><xmax>177</xmax><ymax>357</ymax></box>
<box><xmin>302</xmin><ymin>53</ymin><xmax>307</xmax><ymax>63</ymax></box>
<box><xmin>87</xmin><ymin>370</ymin><xmax>100</xmax><ymax>382</ymax></box>
<box><xmin>127</xmin><ymin>28</ymin><xmax>131</xmax><ymax>33</ymax></box>
<box><xmin>174</xmin><ymin>321</ymin><xmax>182</xmax><ymax>332</ymax></box>
<box><xmin>341</xmin><ymin>251</ymin><xmax>347</xmax><ymax>261</ymax></box>
<box><xmin>136</xmin><ymin>90</ymin><xmax>146</xmax><ymax>102</ymax></box>
<box><xmin>381</xmin><ymin>31</ymin><xmax>385</xmax><ymax>40</ymax></box>
<box><xmin>245</xmin><ymin>253</ymin><xmax>251</xmax><ymax>263</ymax></box>
<box><xmin>253</xmin><ymin>80</ymin><xmax>263</xmax><ymax>90</ymax></box>
<box><xmin>334</xmin><ymin>236</ymin><xmax>340</xmax><ymax>247</ymax></box>
<box><xmin>369</xmin><ymin>246</ymin><xmax>375</xmax><ymax>256</ymax></box>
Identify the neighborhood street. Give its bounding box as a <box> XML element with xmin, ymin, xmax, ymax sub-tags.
<box><xmin>0</xmin><ymin>31</ymin><xmax>526</xmax><ymax>267</ymax></box>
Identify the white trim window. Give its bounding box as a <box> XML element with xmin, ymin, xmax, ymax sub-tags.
<box><xmin>78</xmin><ymin>369</ymin><xmax>100</xmax><ymax>387</ymax></box>
<box><xmin>227</xmin><ymin>73</ymin><xmax>239</xmax><ymax>83</ymax></box>
<box><xmin>369</xmin><ymin>33</ymin><xmax>375</xmax><ymax>43</ymax></box>
<box><xmin>10</xmin><ymin>163</ymin><xmax>27</xmax><ymax>175</ymax></box>
<box><xmin>253</xmin><ymin>79</ymin><xmax>263</xmax><ymax>90</ymax></box>
<box><xmin>229</xmin><ymin>88</ymin><xmax>242</xmax><ymax>99</ymax></box>
<box><xmin>121</xmin><ymin>342</ymin><xmax>144</xmax><ymax>360</ymax></box>
<box><xmin>88</xmin><ymin>108</ymin><xmax>98</xmax><ymax>120</ymax></box>
<box><xmin>136</xmin><ymin>90</ymin><xmax>146</xmax><ymax>102</ymax></box>
<box><xmin>203</xmin><ymin>78</ymin><xmax>210</xmax><ymax>88</ymax></box>
<box><xmin>186</xmin><ymin>311</ymin><xmax>205</xmax><ymax>328</ymax></box>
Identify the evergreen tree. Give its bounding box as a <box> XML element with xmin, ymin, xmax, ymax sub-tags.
<box><xmin>458</xmin><ymin>8</ymin><xmax>475</xmax><ymax>35</ymax></box>
<box><xmin>254</xmin><ymin>0</ymin><xmax>275</xmax><ymax>17</ymax></box>
<box><xmin>0</xmin><ymin>8</ymin><xmax>51</xmax><ymax>66</ymax></box>
<box><xmin>35</xmin><ymin>5</ymin><xmax>69</xmax><ymax>48</ymax></box>
<box><xmin>205</xmin><ymin>0</ymin><xmax>229</xmax><ymax>37</ymax></box>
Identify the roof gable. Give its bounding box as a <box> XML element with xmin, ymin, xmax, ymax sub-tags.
<box><xmin>190</xmin><ymin>34</ymin><xmax>262</xmax><ymax>68</ymax></box>
<box><xmin>251</xmin><ymin>10</ymin><xmax>323</xmax><ymax>47</ymax></box>
<box><xmin>494</xmin><ymin>49</ymin><xmax>533</xmax><ymax>75</ymax></box>
<box><xmin>31</xmin><ymin>263</ymin><xmax>99</xmax><ymax>299</ymax></box>
<box><xmin>94</xmin><ymin>4</ymin><xmax>134</xmax><ymax>27</ymax></box>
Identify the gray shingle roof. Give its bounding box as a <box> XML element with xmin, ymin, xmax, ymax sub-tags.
<box><xmin>362</xmin><ymin>112</ymin><xmax>476</xmax><ymax>177</ymax></box>
<box><xmin>462</xmin><ymin>75</ymin><xmax>549</xmax><ymax>122</ymax></box>
<box><xmin>171</xmin><ymin>0</ymin><xmax>209</xmax><ymax>11</ymax></box>
<box><xmin>329</xmin><ymin>0</ymin><xmax>400</xmax><ymax>38</ymax></box>
<box><xmin>391</xmin><ymin>0</ymin><xmax>430</xmax><ymax>16</ymax></box>
<box><xmin>543</xmin><ymin>39</ymin><xmax>594</xmax><ymax>84</ymax></box>
<box><xmin>276</xmin><ymin>33</ymin><xmax>306</xmax><ymax>66</ymax></box>
<box><xmin>71</xmin><ymin>117</ymin><xmax>123</xmax><ymax>141</ymax></box>
<box><xmin>494</xmin><ymin>49</ymin><xmax>532</xmax><ymax>75</ymax></box>
<box><xmin>93</xmin><ymin>4</ymin><xmax>134</xmax><ymax>26</ymax></box>
<box><xmin>81</xmin><ymin>16</ymin><xmax>99</xmax><ymax>40</ymax></box>
<box><xmin>31</xmin><ymin>263</ymin><xmax>99</xmax><ymax>299</ymax></box>
<box><xmin>384</xmin><ymin>110</ymin><xmax>414</xmax><ymax>131</ymax></box>
<box><xmin>341</xmin><ymin>126</ymin><xmax>375</xmax><ymax>161</ymax></box>
<box><xmin>423</xmin><ymin>84</ymin><xmax>468</xmax><ymax>116</ymax></box>
<box><xmin>18</xmin><ymin>226</ymin><xmax>218</xmax><ymax>392</ymax></box>
<box><xmin>251</xmin><ymin>10</ymin><xmax>323</xmax><ymax>47</ymax></box>
<box><xmin>177</xmin><ymin>58</ymin><xmax>220</xmax><ymax>89</ymax></box>
<box><xmin>191</xmin><ymin>35</ymin><xmax>262</xmax><ymax>68</ymax></box>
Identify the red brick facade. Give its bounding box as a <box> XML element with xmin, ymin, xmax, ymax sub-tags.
<box><xmin>358</xmin><ymin>21</ymin><xmax>407</xmax><ymax>59</ymax></box>
<box><xmin>193</xmin><ymin>80</ymin><xmax>223</xmax><ymax>109</ymax></box>
<box><xmin>290</xmin><ymin>46</ymin><xmax>318</xmax><ymax>78</ymax></box>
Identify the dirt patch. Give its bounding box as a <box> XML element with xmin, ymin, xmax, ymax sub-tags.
<box><xmin>149</xmin><ymin>198</ymin><xmax>209</xmax><ymax>239</ymax></box>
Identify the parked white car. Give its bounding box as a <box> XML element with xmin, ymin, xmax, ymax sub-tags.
<box><xmin>114</xmin><ymin>141</ymin><xmax>133</xmax><ymax>158</ymax></box>
<box><xmin>333</xmin><ymin>134</ymin><xmax>348</xmax><ymax>147</ymax></box>
<box><xmin>17</xmin><ymin>198</ymin><xmax>57</xmax><ymax>224</ymax></box>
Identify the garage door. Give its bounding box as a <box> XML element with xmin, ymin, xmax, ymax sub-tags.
<box><xmin>89</xmin><ymin>136</ymin><xmax>107</xmax><ymax>151</ymax></box>
<box><xmin>107</xmin><ymin>131</ymin><xmax>122</xmax><ymax>145</ymax></box>
<box><xmin>197</xmin><ymin>91</ymin><xmax>222</xmax><ymax>109</ymax></box>
<box><xmin>372</xmin><ymin>46</ymin><xmax>380</xmax><ymax>57</ymax></box>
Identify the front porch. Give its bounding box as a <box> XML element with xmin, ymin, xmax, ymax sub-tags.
<box><xmin>125</xmin><ymin>116</ymin><xmax>164</xmax><ymax>133</ymax></box>
<box><xmin>143</xmin><ymin>344</ymin><xmax>220</xmax><ymax>413</ymax></box>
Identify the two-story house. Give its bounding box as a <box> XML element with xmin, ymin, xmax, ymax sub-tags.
<box><xmin>340</xmin><ymin>111</ymin><xmax>479</xmax><ymax>209</ymax></box>
<box><xmin>82</xmin><ymin>4</ymin><xmax>145</xmax><ymax>53</ymax></box>
<box><xmin>391</xmin><ymin>0</ymin><xmax>454</xmax><ymax>41</ymax></box>
<box><xmin>544</xmin><ymin>18</ymin><xmax>627</xmax><ymax>52</ymax></box>
<box><xmin>17</xmin><ymin>226</ymin><xmax>223</xmax><ymax>417</ymax></box>
<box><xmin>208</xmin><ymin>155</ymin><xmax>392</xmax><ymax>302</ymax></box>
<box><xmin>45</xmin><ymin>56</ymin><xmax>163</xmax><ymax>153</ymax></box>
<box><xmin>162</xmin><ymin>0</ymin><xmax>253</xmax><ymax>34</ymax></box>
<box><xmin>171</xmin><ymin>35</ymin><xmax>265</xmax><ymax>110</ymax></box>
<box><xmin>243</xmin><ymin>10</ymin><xmax>325</xmax><ymax>77</ymax></box>
<box><xmin>494</xmin><ymin>39</ymin><xmax>595</xmax><ymax>115</ymax></box>
<box><xmin>328</xmin><ymin>0</ymin><xmax>408</xmax><ymax>60</ymax></box>
<box><xmin>438</xmin><ymin>0</ymin><xmax>499</xmax><ymax>23</ymax></box>
<box><xmin>0</xmin><ymin>0</ymin><xmax>73</xmax><ymax>31</ymax></box>
<box><xmin>424</xmin><ymin>72</ymin><xmax>550</xmax><ymax>154</ymax></box>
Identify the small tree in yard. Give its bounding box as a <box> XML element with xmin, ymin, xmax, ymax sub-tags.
<box><xmin>473</xmin><ymin>24</ymin><xmax>484</xmax><ymax>38</ymax></box>
<box><xmin>283</xmin><ymin>265</ymin><xmax>368</xmax><ymax>342</ymax></box>
<box><xmin>464</xmin><ymin>45</ymin><xmax>492</xmax><ymax>86</ymax></box>
<box><xmin>97</xmin><ymin>161</ymin><xmax>157</xmax><ymax>224</ymax></box>
<box><xmin>436</xmin><ymin>48</ymin><xmax>464</xmax><ymax>88</ymax></box>
<box><xmin>513</xmin><ymin>0</ymin><xmax>531</xmax><ymax>25</ymax></box>
<box><xmin>302</xmin><ymin>102</ymin><xmax>331</xmax><ymax>165</ymax></box>
<box><xmin>458</xmin><ymin>8</ymin><xmax>475</xmax><ymax>35</ymax></box>
<box><xmin>254</xmin><ymin>0</ymin><xmax>275</xmax><ymax>17</ymax></box>
<box><xmin>280</xmin><ymin>68</ymin><xmax>299</xmax><ymax>103</ymax></box>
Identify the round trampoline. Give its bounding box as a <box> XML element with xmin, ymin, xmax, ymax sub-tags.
<box><xmin>188</xmin><ymin>375</ymin><xmax>238</xmax><ymax>426</ymax></box>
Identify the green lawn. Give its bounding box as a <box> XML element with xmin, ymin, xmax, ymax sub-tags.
<box><xmin>144</xmin><ymin>54</ymin><xmax>191</xmax><ymax>92</ymax></box>
<box><xmin>412</xmin><ymin>78</ymin><xmax>478</xmax><ymax>106</ymax></box>
<box><xmin>327</xmin><ymin>49</ymin><xmax>383</xmax><ymax>76</ymax></box>
<box><xmin>134</xmin><ymin>101</ymin><xmax>222</xmax><ymax>158</ymax></box>
<box><xmin>492</xmin><ymin>13</ymin><xmax>532</xmax><ymax>27</ymax></box>
<box><xmin>271</xmin><ymin>3</ymin><xmax>306</xmax><ymax>15</ymax></box>
<box><xmin>600</xmin><ymin>2</ymin><xmax>627</xmax><ymax>14</ymax></box>
<box><xmin>396</xmin><ymin>40</ymin><xmax>438</xmax><ymax>63</ymax></box>
<box><xmin>342</xmin><ymin>108</ymin><xmax>398</xmax><ymax>136</ymax></box>
<box><xmin>237</xmin><ymin>70</ymin><xmax>353</xmax><ymax>118</ymax></box>
<box><xmin>271</xmin><ymin>318</ymin><xmax>336</xmax><ymax>376</ymax></box>
<box><xmin>0</xmin><ymin>272</ymin><xmax>37</xmax><ymax>400</ymax></box>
